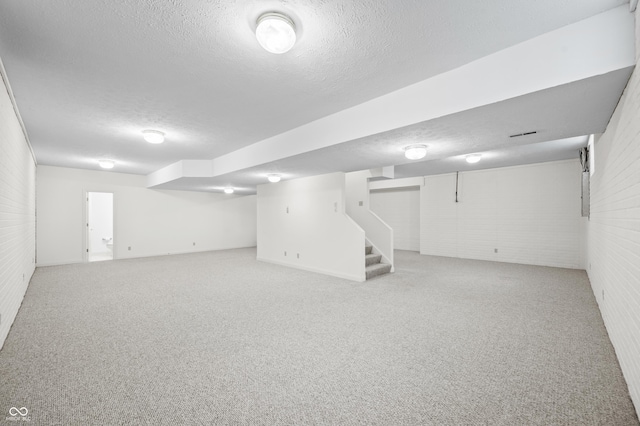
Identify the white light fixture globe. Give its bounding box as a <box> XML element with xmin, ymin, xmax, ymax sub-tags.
<box><xmin>98</xmin><ymin>160</ymin><xmax>115</xmax><ymax>169</ymax></box>
<box><xmin>142</xmin><ymin>129</ymin><xmax>165</xmax><ymax>144</ymax></box>
<box><xmin>466</xmin><ymin>154</ymin><xmax>482</xmax><ymax>164</ymax></box>
<box><xmin>404</xmin><ymin>144</ymin><xmax>428</xmax><ymax>160</ymax></box>
<box><xmin>224</xmin><ymin>187</ymin><xmax>234</xmax><ymax>194</ymax></box>
<box><xmin>256</xmin><ymin>13</ymin><xmax>296</xmax><ymax>54</ymax></box>
<box><xmin>267</xmin><ymin>174</ymin><xmax>281</xmax><ymax>183</ymax></box>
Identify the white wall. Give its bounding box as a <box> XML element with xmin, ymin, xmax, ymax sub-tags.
<box><xmin>37</xmin><ymin>165</ymin><xmax>257</xmax><ymax>266</ymax></box>
<box><xmin>345</xmin><ymin>169</ymin><xmax>394</xmax><ymax>268</ymax></box>
<box><xmin>257</xmin><ymin>173</ymin><xmax>365</xmax><ymax>282</ymax></box>
<box><xmin>586</xmin><ymin>20</ymin><xmax>640</xmax><ymax>415</ymax></box>
<box><xmin>0</xmin><ymin>63</ymin><xmax>36</xmax><ymax>349</ymax></box>
<box><xmin>421</xmin><ymin>160</ymin><xmax>585</xmax><ymax>269</ymax></box>
<box><xmin>370</xmin><ymin>188</ymin><xmax>420</xmax><ymax>251</ymax></box>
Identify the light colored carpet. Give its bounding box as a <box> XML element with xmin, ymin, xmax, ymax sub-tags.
<box><xmin>0</xmin><ymin>248</ymin><xmax>637</xmax><ymax>425</ymax></box>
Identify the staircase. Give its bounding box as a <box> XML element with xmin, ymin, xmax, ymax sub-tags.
<box><xmin>365</xmin><ymin>244</ymin><xmax>392</xmax><ymax>280</ymax></box>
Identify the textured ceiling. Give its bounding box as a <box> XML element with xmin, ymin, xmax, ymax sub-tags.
<box><xmin>153</xmin><ymin>68</ymin><xmax>632</xmax><ymax>194</ymax></box>
<box><xmin>0</xmin><ymin>0</ymin><xmax>632</xmax><ymax>188</ymax></box>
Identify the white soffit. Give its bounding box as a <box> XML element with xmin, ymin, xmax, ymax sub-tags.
<box><xmin>150</xmin><ymin>66</ymin><xmax>630</xmax><ymax>195</ymax></box>
<box><xmin>148</xmin><ymin>6</ymin><xmax>635</xmax><ymax>189</ymax></box>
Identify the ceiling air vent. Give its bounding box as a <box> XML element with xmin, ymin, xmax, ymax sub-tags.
<box><xmin>509</xmin><ymin>131</ymin><xmax>537</xmax><ymax>138</ymax></box>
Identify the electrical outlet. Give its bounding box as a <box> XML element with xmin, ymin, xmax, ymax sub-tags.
<box><xmin>128</xmin><ymin>246</ymin><xmax>131</xmax><ymax>251</ymax></box>
<box><xmin>286</xmin><ymin>206</ymin><xmax>289</xmax><ymax>213</ymax></box>
<box><xmin>297</xmin><ymin>253</ymin><xmax>300</xmax><ymax>259</ymax></box>
<box><xmin>284</xmin><ymin>251</ymin><xmax>287</xmax><ymax>256</ymax></box>
<box><xmin>193</xmin><ymin>242</ymin><xmax>196</xmax><ymax>246</ymax></box>
<box><xmin>494</xmin><ymin>248</ymin><xmax>498</xmax><ymax>253</ymax></box>
<box><xmin>359</xmin><ymin>201</ymin><xmax>363</xmax><ymax>206</ymax></box>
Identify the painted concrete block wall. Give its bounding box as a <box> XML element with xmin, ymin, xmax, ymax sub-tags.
<box><xmin>421</xmin><ymin>160</ymin><xmax>585</xmax><ymax>269</ymax></box>
<box><xmin>586</xmin><ymin>47</ymin><xmax>640</xmax><ymax>417</ymax></box>
<box><xmin>36</xmin><ymin>166</ymin><xmax>256</xmax><ymax>266</ymax></box>
<box><xmin>257</xmin><ymin>173</ymin><xmax>365</xmax><ymax>282</ymax></box>
<box><xmin>0</xmin><ymin>69</ymin><xmax>36</xmax><ymax>349</ymax></box>
<box><xmin>370</xmin><ymin>188</ymin><xmax>420</xmax><ymax>251</ymax></box>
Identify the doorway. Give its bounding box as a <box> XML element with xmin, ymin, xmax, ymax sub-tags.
<box><xmin>87</xmin><ymin>192</ymin><xmax>114</xmax><ymax>262</ymax></box>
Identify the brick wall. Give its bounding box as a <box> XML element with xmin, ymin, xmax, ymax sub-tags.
<box><xmin>421</xmin><ymin>160</ymin><xmax>585</xmax><ymax>269</ymax></box>
<box><xmin>0</xmin><ymin>62</ymin><xmax>36</xmax><ymax>350</ymax></box>
<box><xmin>370</xmin><ymin>188</ymin><xmax>420</xmax><ymax>251</ymax></box>
<box><xmin>586</xmin><ymin>44</ymin><xmax>640</xmax><ymax>417</ymax></box>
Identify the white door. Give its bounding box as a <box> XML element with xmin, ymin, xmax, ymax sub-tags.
<box><xmin>87</xmin><ymin>192</ymin><xmax>114</xmax><ymax>262</ymax></box>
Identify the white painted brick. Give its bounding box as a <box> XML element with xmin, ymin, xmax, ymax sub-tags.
<box><xmin>0</xmin><ymin>67</ymin><xmax>36</xmax><ymax>350</ymax></box>
<box><xmin>370</xmin><ymin>188</ymin><xmax>420</xmax><ymax>251</ymax></box>
<box><xmin>587</xmin><ymin>48</ymin><xmax>640</xmax><ymax>418</ymax></box>
<box><xmin>421</xmin><ymin>160</ymin><xmax>585</xmax><ymax>269</ymax></box>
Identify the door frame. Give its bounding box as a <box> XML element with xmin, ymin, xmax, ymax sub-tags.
<box><xmin>84</xmin><ymin>190</ymin><xmax>116</xmax><ymax>262</ymax></box>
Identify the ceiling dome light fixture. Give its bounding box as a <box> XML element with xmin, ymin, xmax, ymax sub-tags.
<box><xmin>98</xmin><ymin>160</ymin><xmax>115</xmax><ymax>169</ymax></box>
<box><xmin>142</xmin><ymin>129</ymin><xmax>165</xmax><ymax>144</ymax></box>
<box><xmin>466</xmin><ymin>154</ymin><xmax>482</xmax><ymax>164</ymax></box>
<box><xmin>267</xmin><ymin>174</ymin><xmax>281</xmax><ymax>183</ymax></box>
<box><xmin>404</xmin><ymin>144</ymin><xmax>428</xmax><ymax>160</ymax></box>
<box><xmin>224</xmin><ymin>187</ymin><xmax>235</xmax><ymax>194</ymax></box>
<box><xmin>256</xmin><ymin>12</ymin><xmax>296</xmax><ymax>54</ymax></box>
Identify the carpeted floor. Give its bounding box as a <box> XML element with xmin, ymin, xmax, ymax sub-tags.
<box><xmin>0</xmin><ymin>248</ymin><xmax>637</xmax><ymax>425</ymax></box>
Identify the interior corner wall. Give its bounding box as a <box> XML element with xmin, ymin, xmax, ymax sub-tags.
<box><xmin>0</xmin><ymin>70</ymin><xmax>36</xmax><ymax>350</ymax></box>
<box><xmin>256</xmin><ymin>172</ymin><xmax>365</xmax><ymax>282</ymax></box>
<box><xmin>586</xmin><ymin>40</ymin><xmax>640</xmax><ymax>416</ymax></box>
<box><xmin>421</xmin><ymin>160</ymin><xmax>585</xmax><ymax>269</ymax></box>
<box><xmin>36</xmin><ymin>165</ymin><xmax>257</xmax><ymax>266</ymax></box>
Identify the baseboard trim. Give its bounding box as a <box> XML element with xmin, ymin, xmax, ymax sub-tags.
<box><xmin>36</xmin><ymin>246</ymin><xmax>258</xmax><ymax>267</ymax></box>
<box><xmin>36</xmin><ymin>260</ymin><xmax>84</xmax><ymax>267</ymax></box>
<box><xmin>418</xmin><ymin>251</ymin><xmax>585</xmax><ymax>270</ymax></box>
<box><xmin>257</xmin><ymin>257</ymin><xmax>365</xmax><ymax>282</ymax></box>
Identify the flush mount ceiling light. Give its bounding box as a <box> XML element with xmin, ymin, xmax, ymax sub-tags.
<box><xmin>256</xmin><ymin>12</ymin><xmax>296</xmax><ymax>54</ymax></box>
<box><xmin>466</xmin><ymin>154</ymin><xmax>482</xmax><ymax>164</ymax></box>
<box><xmin>98</xmin><ymin>160</ymin><xmax>115</xmax><ymax>169</ymax></box>
<box><xmin>404</xmin><ymin>144</ymin><xmax>428</xmax><ymax>160</ymax></box>
<box><xmin>267</xmin><ymin>174</ymin><xmax>281</xmax><ymax>183</ymax></box>
<box><xmin>224</xmin><ymin>187</ymin><xmax>235</xmax><ymax>194</ymax></box>
<box><xmin>142</xmin><ymin>129</ymin><xmax>165</xmax><ymax>144</ymax></box>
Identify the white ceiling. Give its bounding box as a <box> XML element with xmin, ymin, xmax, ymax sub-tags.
<box><xmin>0</xmin><ymin>0</ymin><xmax>634</xmax><ymax>192</ymax></box>
<box><xmin>153</xmin><ymin>68</ymin><xmax>632</xmax><ymax>194</ymax></box>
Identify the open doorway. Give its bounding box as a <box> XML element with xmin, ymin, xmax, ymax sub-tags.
<box><xmin>87</xmin><ymin>192</ymin><xmax>114</xmax><ymax>262</ymax></box>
